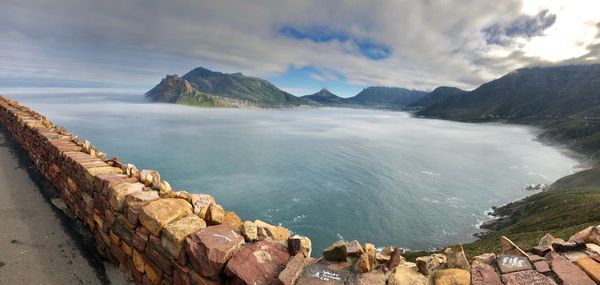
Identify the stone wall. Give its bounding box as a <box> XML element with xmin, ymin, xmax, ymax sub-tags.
<box><xmin>1</xmin><ymin>95</ymin><xmax>600</xmax><ymax>285</ymax></box>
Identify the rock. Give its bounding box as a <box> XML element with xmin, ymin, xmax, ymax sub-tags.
<box><xmin>445</xmin><ymin>244</ymin><xmax>470</xmax><ymax>270</ymax></box>
<box><xmin>161</xmin><ymin>214</ymin><xmax>206</xmax><ymax>257</ymax></box>
<box><xmin>530</xmin><ymin>246</ymin><xmax>551</xmax><ymax>256</ymax></box>
<box><xmin>295</xmin><ymin>260</ymin><xmax>353</xmax><ymax>285</ymax></box>
<box><xmin>574</xmin><ymin>256</ymin><xmax>600</xmax><ymax>283</ymax></box>
<box><xmin>190</xmin><ymin>194</ymin><xmax>215</xmax><ymax>219</ymax></box>
<box><xmin>533</xmin><ymin>261</ymin><xmax>551</xmax><ymax>273</ymax></box>
<box><xmin>241</xmin><ymin>221</ymin><xmax>258</xmax><ymax>242</ymax></box>
<box><xmin>496</xmin><ymin>255</ymin><xmax>532</xmax><ymax>274</ymax></box>
<box><xmin>185</xmin><ymin>224</ymin><xmax>244</xmax><ymax>277</ymax></box>
<box><xmin>384</xmin><ymin>248</ymin><xmax>404</xmax><ymax>272</ymax></box>
<box><xmin>588</xmin><ymin>243</ymin><xmax>600</xmax><ymax>255</ymax></box>
<box><xmin>205</xmin><ymin>203</ymin><xmax>224</xmax><ymax>225</ymax></box>
<box><xmin>387</xmin><ymin>263</ymin><xmax>428</xmax><ymax>285</ymax></box>
<box><xmin>588</xmin><ymin>226</ymin><xmax>600</xmax><ymax>244</ymax></box>
<box><xmin>254</xmin><ymin>220</ymin><xmax>290</xmax><ymax>241</ymax></box>
<box><xmin>552</xmin><ymin>240</ymin><xmax>587</xmax><ymax>252</ymax></box>
<box><xmin>472</xmin><ymin>253</ymin><xmax>496</xmax><ymax>265</ymax></box>
<box><xmin>223</xmin><ymin>211</ymin><xmax>242</xmax><ymax>232</ymax></box>
<box><xmin>354</xmin><ymin>252</ymin><xmax>374</xmax><ymax>273</ymax></box>
<box><xmin>132</xmin><ymin>249</ymin><xmax>145</xmax><ymax>273</ymax></box>
<box><xmin>363</xmin><ymin>243</ymin><xmax>376</xmax><ymax>256</ymax></box>
<box><xmin>278</xmin><ymin>253</ymin><xmax>309</xmax><ymax>285</ymax></box>
<box><xmin>415</xmin><ymin>253</ymin><xmax>447</xmax><ymax>276</ymax></box>
<box><xmin>471</xmin><ymin>260</ymin><xmax>502</xmax><ymax>285</ymax></box>
<box><xmin>547</xmin><ymin>251</ymin><xmax>596</xmax><ymax>285</ymax></box>
<box><xmin>500</xmin><ymin>236</ymin><xmax>527</xmax><ymax>256</ymax></box>
<box><xmin>138</xmin><ymin>198</ymin><xmax>193</xmax><ymax>236</ymax></box>
<box><xmin>139</xmin><ymin>169</ymin><xmax>154</xmax><ymax>187</ymax></box>
<box><xmin>350</xmin><ymin>271</ymin><xmax>386</xmax><ymax>285</ymax></box>
<box><xmin>323</xmin><ymin>240</ymin><xmax>348</xmax><ymax>262</ymax></box>
<box><xmin>108</xmin><ymin>182</ymin><xmax>144</xmax><ymax>211</ymax></box>
<box><xmin>539</xmin><ymin>233</ymin><xmax>564</xmax><ymax>248</ymax></box>
<box><xmin>346</xmin><ymin>240</ymin><xmax>364</xmax><ymax>257</ymax></box>
<box><xmin>433</xmin><ymin>269</ymin><xmax>470</xmax><ymax>285</ymax></box>
<box><xmin>125</xmin><ymin>190</ymin><xmax>160</xmax><ymax>225</ymax></box>
<box><xmin>288</xmin><ymin>235</ymin><xmax>311</xmax><ymax>257</ymax></box>
<box><xmin>569</xmin><ymin>226</ymin><xmax>594</xmax><ymax>242</ymax></box>
<box><xmin>501</xmin><ymin>270</ymin><xmax>557</xmax><ymax>285</ymax></box>
<box><xmin>224</xmin><ymin>240</ymin><xmax>291</xmax><ymax>285</ymax></box>
<box><xmin>377</xmin><ymin>246</ymin><xmax>394</xmax><ymax>262</ymax></box>
<box><xmin>527</xmin><ymin>254</ymin><xmax>544</xmax><ymax>263</ymax></box>
<box><xmin>561</xmin><ymin>250</ymin><xmax>589</xmax><ymax>262</ymax></box>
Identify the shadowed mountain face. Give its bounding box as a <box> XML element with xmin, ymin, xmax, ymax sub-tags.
<box><xmin>418</xmin><ymin>64</ymin><xmax>600</xmax><ymax>121</ymax></box>
<box><xmin>411</xmin><ymin>86</ymin><xmax>467</xmax><ymax>108</ymax></box>
<box><xmin>347</xmin><ymin>87</ymin><xmax>427</xmax><ymax>107</ymax></box>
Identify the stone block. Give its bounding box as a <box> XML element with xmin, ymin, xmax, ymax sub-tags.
<box><xmin>225</xmin><ymin>240</ymin><xmax>291</xmax><ymax>284</ymax></box>
<box><xmin>501</xmin><ymin>270</ymin><xmax>557</xmax><ymax>285</ymax></box>
<box><xmin>186</xmin><ymin>224</ymin><xmax>244</xmax><ymax>277</ymax></box>
<box><xmin>161</xmin><ymin>214</ymin><xmax>206</xmax><ymax>257</ymax></box>
<box><xmin>108</xmin><ymin>182</ymin><xmax>144</xmax><ymax>211</ymax></box>
<box><xmin>574</xmin><ymin>256</ymin><xmax>600</xmax><ymax>283</ymax></box>
<box><xmin>139</xmin><ymin>198</ymin><xmax>193</xmax><ymax>236</ymax></box>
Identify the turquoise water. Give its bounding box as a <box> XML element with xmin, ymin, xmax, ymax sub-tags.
<box><xmin>4</xmin><ymin>92</ymin><xmax>578</xmax><ymax>253</ymax></box>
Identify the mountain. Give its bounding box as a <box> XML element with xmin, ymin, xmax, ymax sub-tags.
<box><xmin>346</xmin><ymin>87</ymin><xmax>427</xmax><ymax>107</ymax></box>
<box><xmin>417</xmin><ymin>64</ymin><xmax>600</xmax><ymax>157</ymax></box>
<box><xmin>418</xmin><ymin>64</ymin><xmax>600</xmax><ymax>121</ymax></box>
<box><xmin>301</xmin><ymin>89</ymin><xmax>346</xmax><ymax>105</ymax></box>
<box><xmin>411</xmin><ymin>86</ymin><xmax>466</xmax><ymax>108</ymax></box>
<box><xmin>146</xmin><ymin>67</ymin><xmax>311</xmax><ymax>107</ymax></box>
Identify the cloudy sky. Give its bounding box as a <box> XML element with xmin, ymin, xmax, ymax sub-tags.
<box><xmin>1</xmin><ymin>0</ymin><xmax>599</xmax><ymax>97</ymax></box>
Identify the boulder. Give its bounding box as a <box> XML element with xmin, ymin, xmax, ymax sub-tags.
<box><xmin>224</xmin><ymin>240</ymin><xmax>291</xmax><ymax>285</ymax></box>
<box><xmin>471</xmin><ymin>259</ymin><xmax>502</xmax><ymax>285</ymax></box>
<box><xmin>574</xmin><ymin>256</ymin><xmax>600</xmax><ymax>283</ymax></box>
<box><xmin>190</xmin><ymin>194</ymin><xmax>215</xmax><ymax>218</ymax></box>
<box><xmin>552</xmin><ymin>240</ymin><xmax>587</xmax><ymax>252</ymax></box>
<box><xmin>354</xmin><ymin>252</ymin><xmax>374</xmax><ymax>273</ymax></box>
<box><xmin>139</xmin><ymin>169</ymin><xmax>155</xmax><ymax>187</ymax></box>
<box><xmin>161</xmin><ymin>214</ymin><xmax>206</xmax><ymax>257</ymax></box>
<box><xmin>589</xmin><ymin>226</ymin><xmax>600</xmax><ymax>244</ymax></box>
<box><xmin>138</xmin><ymin>198</ymin><xmax>193</xmax><ymax>236</ymax></box>
<box><xmin>288</xmin><ymin>235</ymin><xmax>311</xmax><ymax>257</ymax></box>
<box><xmin>125</xmin><ymin>190</ymin><xmax>160</xmax><ymax>225</ymax></box>
<box><xmin>433</xmin><ymin>269</ymin><xmax>470</xmax><ymax>285</ymax></box>
<box><xmin>241</xmin><ymin>221</ymin><xmax>258</xmax><ymax>241</ymax></box>
<box><xmin>205</xmin><ymin>203</ymin><xmax>224</xmax><ymax>225</ymax></box>
<box><xmin>346</xmin><ymin>240</ymin><xmax>364</xmax><ymax>257</ymax></box>
<box><xmin>384</xmin><ymin>248</ymin><xmax>404</xmax><ymax>271</ymax></box>
<box><xmin>323</xmin><ymin>240</ymin><xmax>348</xmax><ymax>262</ymax></box>
<box><xmin>547</xmin><ymin>251</ymin><xmax>595</xmax><ymax>285</ymax></box>
<box><xmin>278</xmin><ymin>253</ymin><xmax>309</xmax><ymax>285</ymax></box>
<box><xmin>377</xmin><ymin>246</ymin><xmax>394</xmax><ymax>262</ymax></box>
<box><xmin>538</xmin><ymin>233</ymin><xmax>564</xmax><ymax>248</ymax></box>
<box><xmin>108</xmin><ymin>182</ymin><xmax>144</xmax><ymax>211</ymax></box>
<box><xmin>350</xmin><ymin>271</ymin><xmax>386</xmax><ymax>285</ymax></box>
<box><xmin>569</xmin><ymin>226</ymin><xmax>593</xmax><ymax>242</ymax></box>
<box><xmin>472</xmin><ymin>253</ymin><xmax>496</xmax><ymax>265</ymax></box>
<box><xmin>415</xmin><ymin>253</ymin><xmax>447</xmax><ymax>276</ymax></box>
<box><xmin>223</xmin><ymin>211</ymin><xmax>242</xmax><ymax>232</ymax></box>
<box><xmin>500</xmin><ymin>236</ymin><xmax>527</xmax><ymax>256</ymax></box>
<box><xmin>255</xmin><ymin>220</ymin><xmax>290</xmax><ymax>241</ymax></box>
<box><xmin>388</xmin><ymin>263</ymin><xmax>428</xmax><ymax>285</ymax></box>
<box><xmin>501</xmin><ymin>270</ymin><xmax>557</xmax><ymax>285</ymax></box>
<box><xmin>445</xmin><ymin>244</ymin><xmax>470</xmax><ymax>270</ymax></box>
<box><xmin>295</xmin><ymin>260</ymin><xmax>353</xmax><ymax>285</ymax></box>
<box><xmin>363</xmin><ymin>243</ymin><xmax>376</xmax><ymax>256</ymax></box>
<box><xmin>496</xmin><ymin>255</ymin><xmax>532</xmax><ymax>274</ymax></box>
<box><xmin>185</xmin><ymin>224</ymin><xmax>244</xmax><ymax>277</ymax></box>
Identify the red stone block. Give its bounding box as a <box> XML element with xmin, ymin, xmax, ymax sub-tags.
<box><xmin>112</xmin><ymin>243</ymin><xmax>127</xmax><ymax>264</ymax></box>
<box><xmin>173</xmin><ymin>264</ymin><xmax>191</xmax><ymax>285</ymax></box>
<box><xmin>190</xmin><ymin>271</ymin><xmax>220</xmax><ymax>285</ymax></box>
<box><xmin>146</xmin><ymin>243</ymin><xmax>174</xmax><ymax>276</ymax></box>
<box><xmin>547</xmin><ymin>252</ymin><xmax>595</xmax><ymax>285</ymax></box>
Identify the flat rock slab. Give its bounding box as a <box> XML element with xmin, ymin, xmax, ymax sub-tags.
<box><xmin>471</xmin><ymin>262</ymin><xmax>502</xmax><ymax>285</ymax></box>
<box><xmin>139</xmin><ymin>198</ymin><xmax>192</xmax><ymax>236</ymax></box>
<box><xmin>497</xmin><ymin>255</ymin><xmax>532</xmax><ymax>274</ymax></box>
<box><xmin>279</xmin><ymin>254</ymin><xmax>309</xmax><ymax>285</ymax></box>
<box><xmin>434</xmin><ymin>269</ymin><xmax>470</xmax><ymax>285</ymax></box>
<box><xmin>348</xmin><ymin>271</ymin><xmax>386</xmax><ymax>285</ymax></box>
<box><xmin>225</xmin><ymin>240</ymin><xmax>291</xmax><ymax>284</ymax></box>
<box><xmin>501</xmin><ymin>270</ymin><xmax>558</xmax><ymax>285</ymax></box>
<box><xmin>533</xmin><ymin>261</ymin><xmax>551</xmax><ymax>273</ymax></box>
<box><xmin>547</xmin><ymin>252</ymin><xmax>596</xmax><ymax>285</ymax></box>
<box><xmin>574</xmin><ymin>256</ymin><xmax>600</xmax><ymax>283</ymax></box>
<box><xmin>295</xmin><ymin>260</ymin><xmax>354</xmax><ymax>284</ymax></box>
<box><xmin>186</xmin><ymin>224</ymin><xmax>244</xmax><ymax>277</ymax></box>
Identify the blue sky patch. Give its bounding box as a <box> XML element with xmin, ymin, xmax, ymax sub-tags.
<box><xmin>279</xmin><ymin>26</ymin><xmax>391</xmax><ymax>60</ymax></box>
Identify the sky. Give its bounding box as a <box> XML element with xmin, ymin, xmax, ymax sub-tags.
<box><xmin>1</xmin><ymin>0</ymin><xmax>600</xmax><ymax>97</ymax></box>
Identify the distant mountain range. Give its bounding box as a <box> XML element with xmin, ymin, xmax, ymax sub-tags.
<box><xmin>146</xmin><ymin>67</ymin><xmax>428</xmax><ymax>108</ymax></box>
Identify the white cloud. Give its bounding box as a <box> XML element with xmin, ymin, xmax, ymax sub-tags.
<box><xmin>0</xmin><ymin>0</ymin><xmax>598</xmax><ymax>91</ymax></box>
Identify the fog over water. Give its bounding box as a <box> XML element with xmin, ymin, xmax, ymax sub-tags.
<box><xmin>3</xmin><ymin>92</ymin><xmax>578</xmax><ymax>252</ymax></box>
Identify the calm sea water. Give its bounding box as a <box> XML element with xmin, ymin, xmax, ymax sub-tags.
<box><xmin>3</xmin><ymin>92</ymin><xmax>578</xmax><ymax>253</ymax></box>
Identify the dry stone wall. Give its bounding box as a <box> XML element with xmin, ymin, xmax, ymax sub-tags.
<box><xmin>1</xmin><ymin>95</ymin><xmax>600</xmax><ymax>285</ymax></box>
